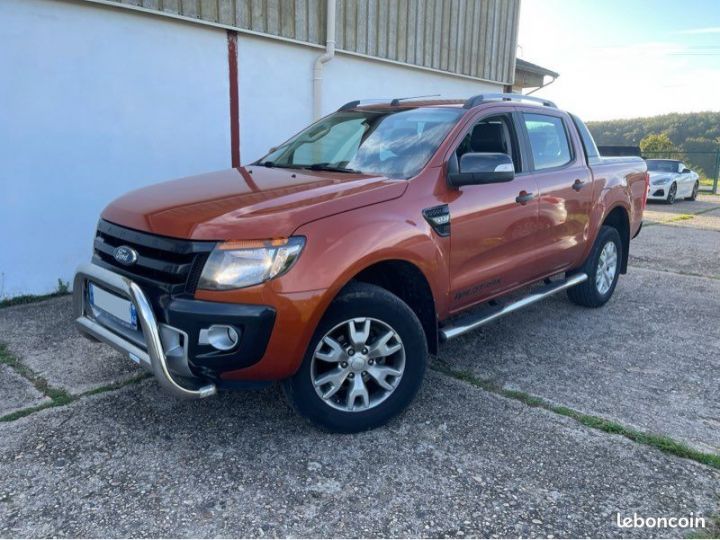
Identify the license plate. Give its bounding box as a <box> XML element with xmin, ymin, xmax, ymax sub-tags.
<box><xmin>88</xmin><ymin>283</ymin><xmax>138</xmax><ymax>330</ymax></box>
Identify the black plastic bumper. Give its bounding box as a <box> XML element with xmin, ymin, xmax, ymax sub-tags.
<box><xmin>164</xmin><ymin>298</ymin><xmax>276</xmax><ymax>378</ymax></box>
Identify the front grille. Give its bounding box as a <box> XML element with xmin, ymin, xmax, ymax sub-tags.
<box><xmin>93</xmin><ymin>220</ymin><xmax>216</xmax><ymax>294</ymax></box>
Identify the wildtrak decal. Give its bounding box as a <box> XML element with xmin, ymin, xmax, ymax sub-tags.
<box><xmin>454</xmin><ymin>278</ymin><xmax>501</xmax><ymax>301</ymax></box>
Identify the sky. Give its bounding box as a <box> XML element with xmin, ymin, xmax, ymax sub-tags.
<box><xmin>517</xmin><ymin>0</ymin><xmax>720</xmax><ymax>121</ymax></box>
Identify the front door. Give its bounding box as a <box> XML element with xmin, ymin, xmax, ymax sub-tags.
<box><xmin>676</xmin><ymin>162</ymin><xmax>694</xmax><ymax>198</ymax></box>
<box><xmin>445</xmin><ymin>113</ymin><xmax>541</xmax><ymax>312</ymax></box>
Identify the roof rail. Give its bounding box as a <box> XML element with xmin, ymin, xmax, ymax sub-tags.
<box><xmin>389</xmin><ymin>94</ymin><xmax>441</xmax><ymax>106</ymax></box>
<box><xmin>463</xmin><ymin>93</ymin><xmax>557</xmax><ymax>109</ymax></box>
<box><xmin>337</xmin><ymin>99</ymin><xmax>389</xmax><ymax>111</ymax></box>
<box><xmin>339</xmin><ymin>94</ymin><xmax>442</xmax><ymax>110</ymax></box>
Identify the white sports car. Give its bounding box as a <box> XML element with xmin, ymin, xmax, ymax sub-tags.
<box><xmin>646</xmin><ymin>159</ymin><xmax>700</xmax><ymax>204</ymax></box>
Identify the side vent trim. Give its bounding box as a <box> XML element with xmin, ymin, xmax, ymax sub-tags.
<box><xmin>423</xmin><ymin>205</ymin><xmax>451</xmax><ymax>237</ymax></box>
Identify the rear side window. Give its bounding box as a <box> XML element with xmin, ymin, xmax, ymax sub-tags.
<box><xmin>569</xmin><ymin>113</ymin><xmax>600</xmax><ymax>160</ymax></box>
<box><xmin>523</xmin><ymin>113</ymin><xmax>572</xmax><ymax>170</ymax></box>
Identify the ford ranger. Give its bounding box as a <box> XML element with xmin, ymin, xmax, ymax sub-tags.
<box><xmin>73</xmin><ymin>94</ymin><xmax>648</xmax><ymax>432</ymax></box>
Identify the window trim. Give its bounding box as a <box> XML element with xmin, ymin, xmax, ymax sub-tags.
<box><xmin>444</xmin><ymin>111</ymin><xmax>528</xmax><ymax>178</ymax></box>
<box><xmin>519</xmin><ymin>111</ymin><xmax>577</xmax><ymax>173</ymax></box>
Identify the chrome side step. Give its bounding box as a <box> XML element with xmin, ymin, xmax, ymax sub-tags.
<box><xmin>439</xmin><ymin>273</ymin><xmax>588</xmax><ymax>341</ymax></box>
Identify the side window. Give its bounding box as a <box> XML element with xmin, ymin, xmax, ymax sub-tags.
<box><xmin>569</xmin><ymin>113</ymin><xmax>600</xmax><ymax>161</ymax></box>
<box><xmin>523</xmin><ymin>113</ymin><xmax>572</xmax><ymax>170</ymax></box>
<box><xmin>450</xmin><ymin>115</ymin><xmax>521</xmax><ymax>173</ymax></box>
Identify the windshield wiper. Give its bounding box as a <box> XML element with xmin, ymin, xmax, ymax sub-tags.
<box><xmin>303</xmin><ymin>163</ymin><xmax>361</xmax><ymax>174</ymax></box>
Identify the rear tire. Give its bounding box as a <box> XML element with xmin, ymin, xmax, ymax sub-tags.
<box><xmin>567</xmin><ymin>226</ymin><xmax>622</xmax><ymax>308</ymax></box>
<box><xmin>687</xmin><ymin>182</ymin><xmax>699</xmax><ymax>201</ymax></box>
<box><xmin>282</xmin><ymin>282</ymin><xmax>428</xmax><ymax>433</ymax></box>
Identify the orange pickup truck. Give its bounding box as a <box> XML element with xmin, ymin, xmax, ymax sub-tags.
<box><xmin>73</xmin><ymin>94</ymin><xmax>648</xmax><ymax>432</ymax></box>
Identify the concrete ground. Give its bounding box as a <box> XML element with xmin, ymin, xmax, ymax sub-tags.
<box><xmin>1</xmin><ymin>194</ymin><xmax>719</xmax><ymax>538</ymax></box>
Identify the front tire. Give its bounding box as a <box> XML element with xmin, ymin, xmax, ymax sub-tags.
<box><xmin>666</xmin><ymin>182</ymin><xmax>677</xmax><ymax>204</ymax></box>
<box><xmin>283</xmin><ymin>282</ymin><xmax>428</xmax><ymax>433</ymax></box>
<box><xmin>567</xmin><ymin>226</ymin><xmax>622</xmax><ymax>308</ymax></box>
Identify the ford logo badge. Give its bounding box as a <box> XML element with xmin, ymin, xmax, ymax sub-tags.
<box><xmin>113</xmin><ymin>245</ymin><xmax>139</xmax><ymax>266</ymax></box>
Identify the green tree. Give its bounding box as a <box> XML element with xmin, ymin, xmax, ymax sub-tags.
<box><xmin>682</xmin><ymin>137</ymin><xmax>719</xmax><ymax>179</ymax></box>
<box><xmin>587</xmin><ymin>112</ymin><xmax>720</xmax><ymax>148</ymax></box>
<box><xmin>640</xmin><ymin>133</ymin><xmax>676</xmax><ymax>158</ymax></box>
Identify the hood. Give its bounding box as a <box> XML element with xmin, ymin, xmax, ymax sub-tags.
<box><xmin>649</xmin><ymin>172</ymin><xmax>676</xmax><ymax>184</ymax></box>
<box><xmin>101</xmin><ymin>166</ymin><xmax>408</xmax><ymax>240</ymax></box>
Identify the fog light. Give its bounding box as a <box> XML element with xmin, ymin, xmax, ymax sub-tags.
<box><xmin>199</xmin><ymin>325</ymin><xmax>240</xmax><ymax>351</ymax></box>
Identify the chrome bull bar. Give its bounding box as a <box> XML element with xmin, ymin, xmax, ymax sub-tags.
<box><xmin>73</xmin><ymin>263</ymin><xmax>217</xmax><ymax>399</ymax></box>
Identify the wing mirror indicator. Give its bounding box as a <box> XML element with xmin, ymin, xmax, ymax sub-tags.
<box><xmin>448</xmin><ymin>152</ymin><xmax>515</xmax><ymax>187</ymax></box>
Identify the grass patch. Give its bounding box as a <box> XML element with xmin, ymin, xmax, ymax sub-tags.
<box><xmin>0</xmin><ymin>342</ymin><xmax>148</xmax><ymax>422</ymax></box>
<box><xmin>0</xmin><ymin>343</ymin><xmax>73</xmax><ymax>403</ymax></box>
<box><xmin>699</xmin><ymin>177</ymin><xmax>715</xmax><ymax>188</ymax></box>
<box><xmin>432</xmin><ymin>362</ymin><xmax>720</xmax><ymax>471</ymax></box>
<box><xmin>79</xmin><ymin>373</ymin><xmax>150</xmax><ymax>398</ymax></box>
<box><xmin>0</xmin><ymin>279</ymin><xmax>70</xmax><ymax>309</ymax></box>
<box><xmin>669</xmin><ymin>214</ymin><xmax>695</xmax><ymax>222</ymax></box>
<box><xmin>0</xmin><ymin>401</ymin><xmax>61</xmax><ymax>423</ymax></box>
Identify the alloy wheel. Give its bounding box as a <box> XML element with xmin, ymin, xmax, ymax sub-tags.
<box><xmin>668</xmin><ymin>183</ymin><xmax>676</xmax><ymax>204</ymax></box>
<box><xmin>311</xmin><ymin>318</ymin><xmax>406</xmax><ymax>412</ymax></box>
<box><xmin>595</xmin><ymin>241</ymin><xmax>618</xmax><ymax>295</ymax></box>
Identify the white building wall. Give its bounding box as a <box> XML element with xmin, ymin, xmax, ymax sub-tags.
<box><xmin>0</xmin><ymin>0</ymin><xmax>230</xmax><ymax>298</ymax></box>
<box><xmin>1</xmin><ymin>0</ymin><xmax>503</xmax><ymax>298</ymax></box>
<box><xmin>236</xmin><ymin>35</ymin><xmax>502</xmax><ymax>162</ymax></box>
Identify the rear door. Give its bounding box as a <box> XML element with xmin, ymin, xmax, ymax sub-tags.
<box><xmin>518</xmin><ymin>110</ymin><xmax>593</xmax><ymax>274</ymax></box>
<box><xmin>445</xmin><ymin>109</ymin><xmax>541</xmax><ymax>312</ymax></box>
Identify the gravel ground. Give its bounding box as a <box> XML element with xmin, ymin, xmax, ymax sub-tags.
<box><xmin>630</xmin><ymin>225</ymin><xmax>720</xmax><ymax>278</ymax></box>
<box><xmin>0</xmin><ymin>297</ymin><xmax>141</xmax><ymax>394</ymax></box>
<box><xmin>441</xmin><ymin>267</ymin><xmax>720</xmax><ymax>454</ymax></box>
<box><xmin>0</xmin><ymin>364</ymin><xmax>49</xmax><ymax>417</ymax></box>
<box><xmin>0</xmin><ymin>374</ymin><xmax>718</xmax><ymax>538</ymax></box>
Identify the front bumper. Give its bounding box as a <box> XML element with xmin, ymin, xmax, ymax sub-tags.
<box><xmin>647</xmin><ymin>187</ymin><xmax>668</xmax><ymax>200</ymax></box>
<box><xmin>73</xmin><ymin>263</ymin><xmax>275</xmax><ymax>398</ymax></box>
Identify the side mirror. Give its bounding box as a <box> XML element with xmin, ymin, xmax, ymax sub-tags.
<box><xmin>448</xmin><ymin>153</ymin><xmax>515</xmax><ymax>187</ymax></box>
<box><xmin>682</xmin><ymin>168</ymin><xmax>691</xmax><ymax>174</ymax></box>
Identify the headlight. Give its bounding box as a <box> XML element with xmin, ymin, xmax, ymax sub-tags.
<box><xmin>198</xmin><ymin>237</ymin><xmax>305</xmax><ymax>290</ymax></box>
<box><xmin>653</xmin><ymin>177</ymin><xmax>671</xmax><ymax>185</ymax></box>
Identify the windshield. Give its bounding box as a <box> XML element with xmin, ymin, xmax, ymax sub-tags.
<box><xmin>258</xmin><ymin>108</ymin><xmax>464</xmax><ymax>179</ymax></box>
<box><xmin>646</xmin><ymin>160</ymin><xmax>679</xmax><ymax>173</ymax></box>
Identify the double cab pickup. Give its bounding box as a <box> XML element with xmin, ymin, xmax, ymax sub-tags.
<box><xmin>74</xmin><ymin>94</ymin><xmax>648</xmax><ymax>432</ymax></box>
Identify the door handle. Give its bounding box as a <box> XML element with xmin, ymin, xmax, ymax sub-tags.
<box><xmin>572</xmin><ymin>179</ymin><xmax>586</xmax><ymax>191</ymax></box>
<box><xmin>515</xmin><ymin>191</ymin><xmax>536</xmax><ymax>205</ymax></box>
